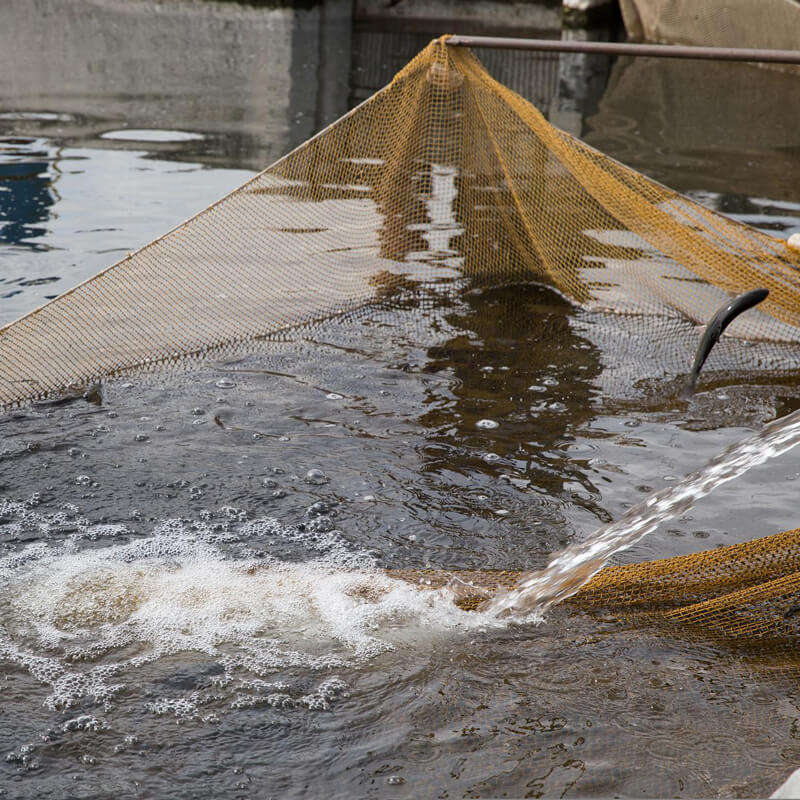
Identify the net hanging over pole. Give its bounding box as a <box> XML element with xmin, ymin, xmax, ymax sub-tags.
<box><xmin>1</xmin><ymin>37</ymin><xmax>800</xmax><ymax>409</ymax></box>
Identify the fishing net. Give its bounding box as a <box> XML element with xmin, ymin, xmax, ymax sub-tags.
<box><xmin>574</xmin><ymin>527</ymin><xmax>800</xmax><ymax>643</ymax></box>
<box><xmin>2</xmin><ymin>36</ymin><xmax>800</xmax><ymax>408</ymax></box>
<box><xmin>2</xmin><ymin>38</ymin><xmax>800</xmax><ymax>652</ymax></box>
<box><xmin>394</xmin><ymin>526</ymin><xmax>800</xmax><ymax>647</ymax></box>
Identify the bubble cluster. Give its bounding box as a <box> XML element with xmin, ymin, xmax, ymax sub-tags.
<box><xmin>229</xmin><ymin>676</ymin><xmax>349</xmax><ymax>712</ymax></box>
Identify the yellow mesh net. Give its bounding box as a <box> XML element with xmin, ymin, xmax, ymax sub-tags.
<box><xmin>2</xmin><ymin>37</ymin><xmax>800</xmax><ymax>407</ymax></box>
<box><xmin>2</xmin><ymin>38</ymin><xmax>800</xmax><ymax>654</ymax></box>
<box><xmin>393</xmin><ymin>527</ymin><xmax>800</xmax><ymax>646</ymax></box>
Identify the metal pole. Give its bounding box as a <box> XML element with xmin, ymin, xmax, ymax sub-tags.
<box><xmin>445</xmin><ymin>35</ymin><xmax>800</xmax><ymax>65</ymax></box>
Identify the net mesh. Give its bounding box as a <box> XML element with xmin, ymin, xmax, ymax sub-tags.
<box><xmin>2</xmin><ymin>38</ymin><xmax>800</xmax><ymax>655</ymax></box>
<box><xmin>393</xmin><ymin>526</ymin><xmax>800</xmax><ymax>646</ymax></box>
<box><xmin>2</xmin><ymin>37</ymin><xmax>800</xmax><ymax>407</ymax></box>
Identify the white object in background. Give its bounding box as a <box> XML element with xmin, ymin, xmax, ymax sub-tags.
<box><xmin>771</xmin><ymin>766</ymin><xmax>800</xmax><ymax>798</ymax></box>
<box><xmin>563</xmin><ymin>0</ymin><xmax>610</xmax><ymax>8</ymax></box>
<box><xmin>787</xmin><ymin>233</ymin><xmax>800</xmax><ymax>253</ymax></box>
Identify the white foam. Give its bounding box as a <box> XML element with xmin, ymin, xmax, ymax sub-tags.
<box><xmin>0</xmin><ymin>500</ymin><xmax>489</xmax><ymax>718</ymax></box>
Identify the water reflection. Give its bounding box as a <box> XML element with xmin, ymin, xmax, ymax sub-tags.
<box><xmin>0</xmin><ymin>138</ymin><xmax>56</xmax><ymax>250</ymax></box>
<box><xmin>585</xmin><ymin>56</ymin><xmax>800</xmax><ymax>211</ymax></box>
<box><xmin>419</xmin><ymin>284</ymin><xmax>604</xmax><ymax>506</ymax></box>
<box><xmin>0</xmin><ymin>0</ymin><xmax>353</xmax><ymax>170</ymax></box>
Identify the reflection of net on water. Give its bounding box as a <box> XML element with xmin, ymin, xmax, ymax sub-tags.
<box><xmin>2</xmin><ymin>38</ymin><xmax>800</xmax><ymax>665</ymax></box>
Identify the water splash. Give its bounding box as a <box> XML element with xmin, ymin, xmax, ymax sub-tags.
<box><xmin>483</xmin><ymin>408</ymin><xmax>800</xmax><ymax>619</ymax></box>
<box><xmin>0</xmin><ymin>505</ymin><xmax>485</xmax><ymax>719</ymax></box>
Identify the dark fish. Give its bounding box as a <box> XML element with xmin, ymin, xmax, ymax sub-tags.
<box><xmin>784</xmin><ymin>604</ymin><xmax>800</xmax><ymax>620</ymax></box>
<box><xmin>33</xmin><ymin>381</ymin><xmax>103</xmax><ymax>408</ymax></box>
<box><xmin>681</xmin><ymin>288</ymin><xmax>769</xmax><ymax>399</ymax></box>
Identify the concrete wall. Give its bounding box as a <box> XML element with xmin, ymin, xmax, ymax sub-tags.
<box><xmin>353</xmin><ymin>0</ymin><xmax>562</xmax><ymax>29</ymax></box>
<box><xmin>0</xmin><ymin>0</ymin><xmax>352</xmax><ymax>169</ymax></box>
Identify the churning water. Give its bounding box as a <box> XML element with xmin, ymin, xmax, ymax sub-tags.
<box><xmin>0</xmin><ymin>503</ymin><xmax>491</xmax><ymax>719</ymax></box>
<box><xmin>1</xmin><ymin>288</ymin><xmax>800</xmax><ymax>798</ymax></box>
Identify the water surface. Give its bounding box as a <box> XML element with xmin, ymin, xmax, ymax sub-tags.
<box><xmin>2</xmin><ymin>2</ymin><xmax>800</xmax><ymax>798</ymax></box>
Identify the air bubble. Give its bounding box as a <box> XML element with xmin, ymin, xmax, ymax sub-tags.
<box><xmin>306</xmin><ymin>501</ymin><xmax>333</xmax><ymax>517</ymax></box>
<box><xmin>306</xmin><ymin>469</ymin><xmax>328</xmax><ymax>485</ymax></box>
<box><xmin>215</xmin><ymin>379</ymin><xmax>236</xmax><ymax>389</ymax></box>
<box><xmin>326</xmin><ymin>393</ymin><xmax>344</xmax><ymax>400</ymax></box>
<box><xmin>476</xmin><ymin>419</ymin><xmax>499</xmax><ymax>429</ymax></box>
<box><xmin>62</xmin><ymin>715</ymin><xmax>104</xmax><ymax>733</ymax></box>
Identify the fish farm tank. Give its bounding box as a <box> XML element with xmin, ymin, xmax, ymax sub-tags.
<box><xmin>2</xmin><ymin>2</ymin><xmax>800</xmax><ymax>799</ymax></box>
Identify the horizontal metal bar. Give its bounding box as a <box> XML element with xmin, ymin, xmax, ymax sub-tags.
<box><xmin>445</xmin><ymin>35</ymin><xmax>800</xmax><ymax>64</ymax></box>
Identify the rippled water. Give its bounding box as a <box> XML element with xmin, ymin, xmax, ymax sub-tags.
<box><xmin>3</xmin><ymin>2</ymin><xmax>800</xmax><ymax>798</ymax></box>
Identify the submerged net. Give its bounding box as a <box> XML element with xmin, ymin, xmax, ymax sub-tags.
<box><xmin>394</xmin><ymin>526</ymin><xmax>800</xmax><ymax>648</ymax></box>
<box><xmin>2</xmin><ymin>38</ymin><xmax>800</xmax><ymax>656</ymax></box>
<box><xmin>576</xmin><ymin>527</ymin><xmax>800</xmax><ymax>643</ymax></box>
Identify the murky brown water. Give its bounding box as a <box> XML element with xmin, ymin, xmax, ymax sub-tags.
<box><xmin>2</xmin><ymin>2</ymin><xmax>800</xmax><ymax>798</ymax></box>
